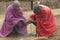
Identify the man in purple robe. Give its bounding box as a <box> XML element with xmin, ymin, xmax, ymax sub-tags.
<box><xmin>0</xmin><ymin>1</ymin><xmax>27</xmax><ymax>37</ymax></box>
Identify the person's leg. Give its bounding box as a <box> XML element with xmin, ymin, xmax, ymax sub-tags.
<box><xmin>8</xmin><ymin>21</ymin><xmax>27</xmax><ymax>36</ymax></box>
<box><xmin>6</xmin><ymin>25</ymin><xmax>17</xmax><ymax>37</ymax></box>
<box><xmin>12</xmin><ymin>25</ymin><xmax>18</xmax><ymax>34</ymax></box>
<box><xmin>16</xmin><ymin>21</ymin><xmax>27</xmax><ymax>36</ymax></box>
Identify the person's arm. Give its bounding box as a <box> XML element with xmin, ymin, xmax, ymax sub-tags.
<box><xmin>26</xmin><ymin>14</ymin><xmax>36</xmax><ymax>26</ymax></box>
<box><xmin>32</xmin><ymin>17</ymin><xmax>36</xmax><ymax>25</ymax></box>
<box><xmin>26</xmin><ymin>17</ymin><xmax>36</xmax><ymax>26</ymax></box>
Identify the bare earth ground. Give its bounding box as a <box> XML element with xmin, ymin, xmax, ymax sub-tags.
<box><xmin>0</xmin><ymin>9</ymin><xmax>60</xmax><ymax>40</ymax></box>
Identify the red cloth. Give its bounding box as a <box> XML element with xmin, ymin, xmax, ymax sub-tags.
<box><xmin>30</xmin><ymin>5</ymin><xmax>56</xmax><ymax>37</ymax></box>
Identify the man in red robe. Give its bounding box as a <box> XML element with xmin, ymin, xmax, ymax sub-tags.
<box><xmin>27</xmin><ymin>5</ymin><xmax>56</xmax><ymax>38</ymax></box>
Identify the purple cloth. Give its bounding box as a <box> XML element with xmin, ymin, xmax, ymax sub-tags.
<box><xmin>0</xmin><ymin>5</ymin><xmax>27</xmax><ymax>37</ymax></box>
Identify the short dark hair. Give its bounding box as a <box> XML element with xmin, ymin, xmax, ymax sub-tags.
<box><xmin>33</xmin><ymin>5</ymin><xmax>40</xmax><ymax>14</ymax></box>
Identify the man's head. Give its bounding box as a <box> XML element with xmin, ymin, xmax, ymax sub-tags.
<box><xmin>33</xmin><ymin>5</ymin><xmax>40</xmax><ymax>14</ymax></box>
<box><xmin>13</xmin><ymin>0</ymin><xmax>20</xmax><ymax>11</ymax></box>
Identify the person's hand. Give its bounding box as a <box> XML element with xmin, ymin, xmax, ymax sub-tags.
<box><xmin>19</xmin><ymin>20</ymin><xmax>27</xmax><ymax>26</ymax></box>
<box><xmin>26</xmin><ymin>19</ymin><xmax>33</xmax><ymax>25</ymax></box>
